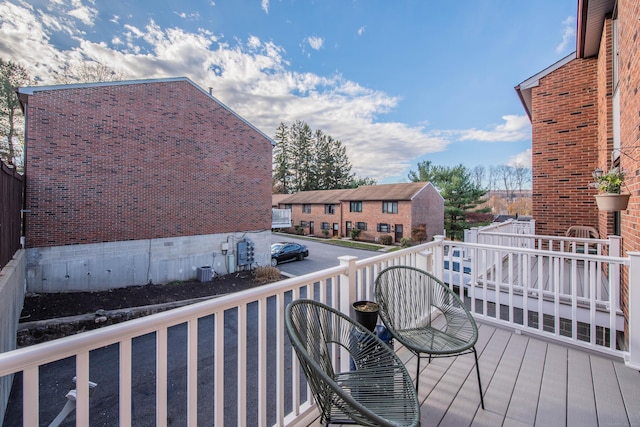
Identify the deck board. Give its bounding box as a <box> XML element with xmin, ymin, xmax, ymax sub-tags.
<box><xmin>505</xmin><ymin>337</ymin><xmax>547</xmax><ymax>425</ymax></box>
<box><xmin>307</xmin><ymin>323</ymin><xmax>640</xmax><ymax>427</ymax></box>
<box><xmin>534</xmin><ymin>342</ymin><xmax>568</xmax><ymax>427</ymax></box>
<box><xmin>566</xmin><ymin>348</ymin><xmax>598</xmax><ymax>426</ymax></box>
<box><xmin>591</xmin><ymin>356</ymin><xmax>629</xmax><ymax>426</ymax></box>
<box><xmin>614</xmin><ymin>361</ymin><xmax>640</xmax><ymax>425</ymax></box>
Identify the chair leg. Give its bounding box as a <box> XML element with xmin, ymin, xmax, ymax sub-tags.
<box><xmin>473</xmin><ymin>347</ymin><xmax>485</xmax><ymax>409</ymax></box>
<box><xmin>415</xmin><ymin>354</ymin><xmax>421</xmax><ymax>393</ymax></box>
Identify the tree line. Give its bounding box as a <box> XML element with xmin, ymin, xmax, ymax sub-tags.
<box><xmin>272</xmin><ymin>120</ymin><xmax>376</xmax><ymax>193</ymax></box>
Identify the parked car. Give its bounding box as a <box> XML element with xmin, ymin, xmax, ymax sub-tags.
<box><xmin>271</xmin><ymin>242</ymin><xmax>309</xmax><ymax>266</ymax></box>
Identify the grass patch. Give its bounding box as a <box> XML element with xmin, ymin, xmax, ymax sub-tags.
<box><xmin>319</xmin><ymin>239</ymin><xmax>384</xmax><ymax>251</ymax></box>
<box><xmin>273</xmin><ymin>232</ymin><xmax>385</xmax><ymax>251</ymax></box>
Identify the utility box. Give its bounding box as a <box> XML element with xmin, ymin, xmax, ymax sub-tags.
<box><xmin>197</xmin><ymin>266</ymin><xmax>213</xmax><ymax>282</ymax></box>
<box><xmin>237</xmin><ymin>238</ymin><xmax>255</xmax><ymax>267</ymax></box>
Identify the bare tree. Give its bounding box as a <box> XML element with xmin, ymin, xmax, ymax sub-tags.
<box><xmin>56</xmin><ymin>62</ymin><xmax>123</xmax><ymax>84</ymax></box>
<box><xmin>472</xmin><ymin>165</ymin><xmax>486</xmax><ymax>189</ymax></box>
<box><xmin>495</xmin><ymin>165</ymin><xmax>516</xmax><ymax>201</ymax></box>
<box><xmin>512</xmin><ymin>162</ymin><xmax>531</xmax><ymax>193</ymax></box>
<box><xmin>487</xmin><ymin>165</ymin><xmax>498</xmax><ymax>192</ymax></box>
<box><xmin>0</xmin><ymin>59</ymin><xmax>32</xmax><ymax>169</ymax></box>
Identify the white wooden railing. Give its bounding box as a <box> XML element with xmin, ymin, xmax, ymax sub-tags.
<box><xmin>0</xmin><ymin>238</ymin><xmax>639</xmax><ymax>425</ymax></box>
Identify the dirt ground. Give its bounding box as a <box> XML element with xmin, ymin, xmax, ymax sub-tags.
<box><xmin>17</xmin><ymin>271</ymin><xmax>278</xmax><ymax>346</ymax></box>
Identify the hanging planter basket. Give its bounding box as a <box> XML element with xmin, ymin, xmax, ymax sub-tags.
<box><xmin>594</xmin><ymin>193</ymin><xmax>630</xmax><ymax>211</ymax></box>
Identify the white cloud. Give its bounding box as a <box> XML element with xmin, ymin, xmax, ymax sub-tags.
<box><xmin>506</xmin><ymin>149</ymin><xmax>532</xmax><ymax>169</ymax></box>
<box><xmin>0</xmin><ymin>1</ymin><xmax>525</xmax><ymax>182</ymax></box>
<box><xmin>556</xmin><ymin>16</ymin><xmax>576</xmax><ymax>53</ymax></box>
<box><xmin>261</xmin><ymin>0</ymin><xmax>269</xmax><ymax>14</ymax></box>
<box><xmin>67</xmin><ymin>0</ymin><xmax>98</xmax><ymax>26</ymax></box>
<box><xmin>357</xmin><ymin>26</ymin><xmax>366</xmax><ymax>36</ymax></box>
<box><xmin>456</xmin><ymin>115</ymin><xmax>530</xmax><ymax>143</ymax></box>
<box><xmin>110</xmin><ymin>15</ymin><xmax>119</xmax><ymax>24</ymax></box>
<box><xmin>174</xmin><ymin>11</ymin><xmax>200</xmax><ymax>21</ymax></box>
<box><xmin>307</xmin><ymin>36</ymin><xmax>324</xmax><ymax>50</ymax></box>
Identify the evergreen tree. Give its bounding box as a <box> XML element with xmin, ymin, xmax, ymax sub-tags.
<box><xmin>409</xmin><ymin>161</ymin><xmax>489</xmax><ymax>240</ymax></box>
<box><xmin>314</xmin><ymin>130</ymin><xmax>331</xmax><ymax>190</ymax></box>
<box><xmin>349</xmin><ymin>176</ymin><xmax>377</xmax><ymax>188</ymax></box>
<box><xmin>272</xmin><ymin>122</ymin><xmax>292</xmax><ymax>193</ymax></box>
<box><xmin>273</xmin><ymin>120</ymin><xmax>360</xmax><ymax>192</ymax></box>
<box><xmin>291</xmin><ymin>120</ymin><xmax>314</xmax><ymax>191</ymax></box>
<box><xmin>329</xmin><ymin>137</ymin><xmax>354</xmax><ymax>189</ymax></box>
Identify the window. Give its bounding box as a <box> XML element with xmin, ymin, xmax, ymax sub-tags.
<box><xmin>346</xmin><ymin>221</ymin><xmax>352</xmax><ymax>231</ymax></box>
<box><xmin>284</xmin><ymin>204</ymin><xmax>292</xmax><ymax>210</ymax></box>
<box><xmin>377</xmin><ymin>223</ymin><xmax>390</xmax><ymax>233</ymax></box>
<box><xmin>302</xmin><ymin>204</ymin><xmax>311</xmax><ymax>213</ymax></box>
<box><xmin>300</xmin><ymin>221</ymin><xmax>308</xmax><ymax>227</ymax></box>
<box><xmin>350</xmin><ymin>201</ymin><xmax>362</xmax><ymax>212</ymax></box>
<box><xmin>324</xmin><ymin>204</ymin><xmax>335</xmax><ymax>214</ymax></box>
<box><xmin>382</xmin><ymin>201</ymin><xmax>398</xmax><ymax>214</ymax></box>
<box><xmin>321</xmin><ymin>222</ymin><xmax>330</xmax><ymax>230</ymax></box>
<box><xmin>356</xmin><ymin>222</ymin><xmax>367</xmax><ymax>231</ymax></box>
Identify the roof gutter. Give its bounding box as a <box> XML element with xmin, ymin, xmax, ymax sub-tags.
<box><xmin>576</xmin><ymin>0</ymin><xmax>589</xmax><ymax>58</ymax></box>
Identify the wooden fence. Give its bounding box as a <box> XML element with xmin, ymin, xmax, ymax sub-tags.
<box><xmin>0</xmin><ymin>161</ymin><xmax>23</xmax><ymax>269</ymax></box>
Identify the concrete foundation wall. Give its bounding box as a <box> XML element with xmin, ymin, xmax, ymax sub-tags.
<box><xmin>0</xmin><ymin>250</ymin><xmax>26</xmax><ymax>422</ymax></box>
<box><xmin>25</xmin><ymin>231</ymin><xmax>271</xmax><ymax>293</ymax></box>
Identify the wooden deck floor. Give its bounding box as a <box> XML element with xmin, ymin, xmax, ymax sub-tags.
<box><xmin>306</xmin><ymin>322</ymin><xmax>640</xmax><ymax>426</ymax></box>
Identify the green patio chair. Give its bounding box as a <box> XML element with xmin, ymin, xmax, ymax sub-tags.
<box><xmin>375</xmin><ymin>266</ymin><xmax>484</xmax><ymax>409</ymax></box>
<box><xmin>285</xmin><ymin>299</ymin><xmax>420</xmax><ymax>427</ymax></box>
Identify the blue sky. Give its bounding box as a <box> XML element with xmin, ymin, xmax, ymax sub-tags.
<box><xmin>0</xmin><ymin>0</ymin><xmax>577</xmax><ymax>183</ymax></box>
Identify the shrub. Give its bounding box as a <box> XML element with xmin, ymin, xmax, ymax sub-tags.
<box><xmin>350</xmin><ymin>228</ymin><xmax>362</xmax><ymax>240</ymax></box>
<box><xmin>411</xmin><ymin>224</ymin><xmax>427</xmax><ymax>243</ymax></box>
<box><xmin>254</xmin><ymin>266</ymin><xmax>282</xmax><ymax>283</ymax></box>
<box><xmin>400</xmin><ymin>237</ymin><xmax>413</xmax><ymax>248</ymax></box>
<box><xmin>380</xmin><ymin>235</ymin><xmax>393</xmax><ymax>245</ymax></box>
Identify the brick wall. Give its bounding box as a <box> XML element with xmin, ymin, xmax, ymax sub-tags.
<box><xmin>23</xmin><ymin>80</ymin><xmax>273</xmax><ymax>248</ymax></box>
<box><xmin>616</xmin><ymin>0</ymin><xmax>640</xmax><ymax>331</ymax></box>
<box><xmin>289</xmin><ymin>203</ymin><xmax>341</xmax><ymax>237</ymax></box>
<box><xmin>343</xmin><ymin>200</ymin><xmax>412</xmax><ymax>242</ymax></box>
<box><xmin>531</xmin><ymin>58</ymin><xmax>599</xmax><ymax>237</ymax></box>
<box><xmin>596</xmin><ymin>18</ymin><xmax>616</xmax><ymax>240</ymax></box>
<box><xmin>411</xmin><ymin>183</ymin><xmax>445</xmax><ymax>240</ymax></box>
<box><xmin>283</xmin><ymin>185</ymin><xmax>444</xmax><ymax>243</ymax></box>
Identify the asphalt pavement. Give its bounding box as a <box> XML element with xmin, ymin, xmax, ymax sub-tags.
<box><xmin>270</xmin><ymin>233</ymin><xmax>384</xmax><ymax>276</ymax></box>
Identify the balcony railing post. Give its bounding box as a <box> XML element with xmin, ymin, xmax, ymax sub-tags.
<box><xmin>338</xmin><ymin>255</ymin><xmax>358</xmax><ymax>373</ymax></box>
<box><xmin>465</xmin><ymin>227</ymin><xmax>479</xmax><ymax>244</ymax></box>
<box><xmin>431</xmin><ymin>235</ymin><xmax>445</xmax><ymax>278</ymax></box>
<box><xmin>338</xmin><ymin>256</ymin><xmax>358</xmax><ymax>315</ymax></box>
<box><xmin>609</xmin><ymin>236</ymin><xmax>622</xmax><ymax>310</ymax></box>
<box><xmin>626</xmin><ymin>252</ymin><xmax>640</xmax><ymax>369</ymax></box>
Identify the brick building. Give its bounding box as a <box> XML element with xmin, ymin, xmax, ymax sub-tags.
<box><xmin>17</xmin><ymin>77</ymin><xmax>274</xmax><ymax>291</ymax></box>
<box><xmin>277</xmin><ymin>182</ymin><xmax>444</xmax><ymax>243</ymax></box>
<box><xmin>516</xmin><ymin>0</ymin><xmax>639</xmax><ymax>336</ymax></box>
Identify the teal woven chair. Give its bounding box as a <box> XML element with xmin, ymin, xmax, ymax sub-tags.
<box><xmin>375</xmin><ymin>266</ymin><xmax>484</xmax><ymax>409</ymax></box>
<box><xmin>285</xmin><ymin>299</ymin><xmax>420</xmax><ymax>427</ymax></box>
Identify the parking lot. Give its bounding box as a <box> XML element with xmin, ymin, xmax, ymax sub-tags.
<box><xmin>270</xmin><ymin>233</ymin><xmax>383</xmax><ymax>276</ymax></box>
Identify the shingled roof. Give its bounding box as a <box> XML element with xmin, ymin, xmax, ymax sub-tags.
<box><xmin>278</xmin><ymin>188</ymin><xmax>358</xmax><ymax>204</ymax></box>
<box><xmin>341</xmin><ymin>182</ymin><xmax>434</xmax><ymax>201</ymax></box>
<box><xmin>276</xmin><ymin>182</ymin><xmax>436</xmax><ymax>204</ymax></box>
